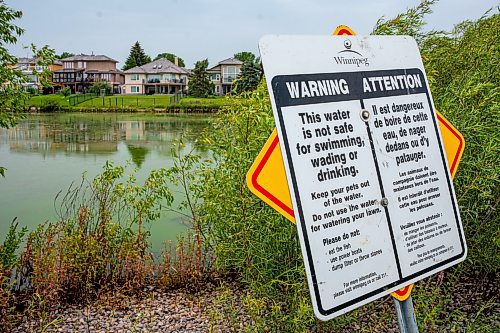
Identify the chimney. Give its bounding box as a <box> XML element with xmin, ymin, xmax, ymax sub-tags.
<box><xmin>174</xmin><ymin>56</ymin><xmax>179</xmax><ymax>66</ymax></box>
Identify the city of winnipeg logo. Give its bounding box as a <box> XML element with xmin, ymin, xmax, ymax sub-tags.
<box><xmin>333</xmin><ymin>39</ymin><xmax>369</xmax><ymax>67</ymax></box>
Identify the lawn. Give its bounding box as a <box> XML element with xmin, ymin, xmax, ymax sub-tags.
<box><xmin>77</xmin><ymin>95</ymin><xmax>174</xmax><ymax>109</ymax></box>
<box><xmin>178</xmin><ymin>97</ymin><xmax>232</xmax><ymax>108</ymax></box>
<box><xmin>24</xmin><ymin>94</ymin><xmax>237</xmax><ymax>110</ymax></box>
<box><xmin>25</xmin><ymin>95</ymin><xmax>71</xmax><ymax>108</ymax></box>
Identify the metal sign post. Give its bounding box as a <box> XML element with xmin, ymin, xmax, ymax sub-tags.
<box><xmin>394</xmin><ymin>296</ymin><xmax>419</xmax><ymax>333</ymax></box>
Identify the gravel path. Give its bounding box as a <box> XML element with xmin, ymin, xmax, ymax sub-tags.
<box><xmin>12</xmin><ymin>282</ymin><xmax>248</xmax><ymax>333</ymax></box>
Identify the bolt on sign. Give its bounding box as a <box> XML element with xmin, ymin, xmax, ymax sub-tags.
<box><xmin>258</xmin><ymin>35</ymin><xmax>467</xmax><ymax>320</ymax></box>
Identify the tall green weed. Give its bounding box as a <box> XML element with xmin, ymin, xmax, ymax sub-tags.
<box><xmin>22</xmin><ymin>162</ymin><xmax>174</xmax><ymax>306</ymax></box>
<box><xmin>420</xmin><ymin>13</ymin><xmax>499</xmax><ymax>271</ymax></box>
<box><xmin>0</xmin><ymin>220</ymin><xmax>27</xmax><ymax>330</ymax></box>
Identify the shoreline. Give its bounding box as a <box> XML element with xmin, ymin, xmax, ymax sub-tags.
<box><xmin>10</xmin><ymin>280</ymin><xmax>249</xmax><ymax>333</ymax></box>
<box><xmin>7</xmin><ymin>270</ymin><xmax>498</xmax><ymax>332</ymax></box>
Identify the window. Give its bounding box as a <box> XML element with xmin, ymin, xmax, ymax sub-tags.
<box><xmin>224</xmin><ymin>66</ymin><xmax>236</xmax><ymax>75</ymax></box>
<box><xmin>147</xmin><ymin>74</ymin><xmax>161</xmax><ymax>83</ymax></box>
<box><xmin>131</xmin><ymin>86</ymin><xmax>140</xmax><ymax>93</ymax></box>
<box><xmin>131</xmin><ymin>74</ymin><xmax>139</xmax><ymax>81</ymax></box>
<box><xmin>163</xmin><ymin>73</ymin><xmax>176</xmax><ymax>81</ymax></box>
<box><xmin>223</xmin><ymin>66</ymin><xmax>237</xmax><ymax>83</ymax></box>
<box><xmin>64</xmin><ymin>62</ymin><xmax>74</xmax><ymax>69</ymax></box>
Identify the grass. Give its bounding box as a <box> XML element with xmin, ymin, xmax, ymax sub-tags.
<box><xmin>23</xmin><ymin>94</ymin><xmax>234</xmax><ymax>111</ymax></box>
<box><xmin>25</xmin><ymin>95</ymin><xmax>71</xmax><ymax>108</ymax></box>
<box><xmin>178</xmin><ymin>97</ymin><xmax>233</xmax><ymax>108</ymax></box>
<box><xmin>77</xmin><ymin>95</ymin><xmax>174</xmax><ymax>109</ymax></box>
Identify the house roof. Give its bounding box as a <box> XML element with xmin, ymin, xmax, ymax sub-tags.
<box><xmin>61</xmin><ymin>54</ymin><xmax>118</xmax><ymax>63</ymax></box>
<box><xmin>86</xmin><ymin>69</ymin><xmax>124</xmax><ymax>74</ymax></box>
<box><xmin>208</xmin><ymin>57</ymin><xmax>243</xmax><ymax>71</ymax></box>
<box><xmin>124</xmin><ymin>58</ymin><xmax>189</xmax><ymax>75</ymax></box>
<box><xmin>217</xmin><ymin>57</ymin><xmax>243</xmax><ymax>65</ymax></box>
<box><xmin>17</xmin><ymin>57</ymin><xmax>37</xmax><ymax>65</ymax></box>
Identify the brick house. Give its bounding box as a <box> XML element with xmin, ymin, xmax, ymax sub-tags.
<box><xmin>52</xmin><ymin>54</ymin><xmax>124</xmax><ymax>93</ymax></box>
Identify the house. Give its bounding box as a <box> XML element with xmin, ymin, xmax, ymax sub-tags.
<box><xmin>15</xmin><ymin>57</ymin><xmax>48</xmax><ymax>91</ymax></box>
<box><xmin>207</xmin><ymin>58</ymin><xmax>243</xmax><ymax>95</ymax></box>
<box><xmin>52</xmin><ymin>54</ymin><xmax>124</xmax><ymax>94</ymax></box>
<box><xmin>123</xmin><ymin>58</ymin><xmax>189</xmax><ymax>95</ymax></box>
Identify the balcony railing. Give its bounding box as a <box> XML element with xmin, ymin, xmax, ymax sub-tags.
<box><xmin>146</xmin><ymin>78</ymin><xmax>186</xmax><ymax>84</ymax></box>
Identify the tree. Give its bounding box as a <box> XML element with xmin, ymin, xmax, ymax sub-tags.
<box><xmin>233</xmin><ymin>52</ymin><xmax>261</xmax><ymax>94</ymax></box>
<box><xmin>122</xmin><ymin>41</ymin><xmax>151</xmax><ymax>71</ymax></box>
<box><xmin>234</xmin><ymin>51</ymin><xmax>256</xmax><ymax>64</ymax></box>
<box><xmin>188</xmin><ymin>59</ymin><xmax>213</xmax><ymax>98</ymax></box>
<box><xmin>0</xmin><ymin>1</ymin><xmax>55</xmax><ymax>177</ymax></box>
<box><xmin>59</xmin><ymin>86</ymin><xmax>71</xmax><ymax>97</ymax></box>
<box><xmin>153</xmin><ymin>52</ymin><xmax>185</xmax><ymax>67</ymax></box>
<box><xmin>56</xmin><ymin>51</ymin><xmax>74</xmax><ymax>59</ymax></box>
<box><xmin>127</xmin><ymin>144</ymin><xmax>148</xmax><ymax>168</ymax></box>
<box><xmin>89</xmin><ymin>81</ymin><xmax>111</xmax><ymax>95</ymax></box>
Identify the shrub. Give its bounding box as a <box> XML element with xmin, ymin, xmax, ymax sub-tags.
<box><xmin>58</xmin><ymin>86</ymin><xmax>71</xmax><ymax>97</ymax></box>
<box><xmin>419</xmin><ymin>13</ymin><xmax>499</xmax><ymax>272</ymax></box>
<box><xmin>89</xmin><ymin>81</ymin><xmax>112</xmax><ymax>95</ymax></box>
<box><xmin>0</xmin><ymin>219</ymin><xmax>27</xmax><ymax>271</ymax></box>
<box><xmin>22</xmin><ymin>162</ymin><xmax>174</xmax><ymax>306</ymax></box>
<box><xmin>0</xmin><ymin>220</ymin><xmax>27</xmax><ymax>331</ymax></box>
<box><xmin>198</xmin><ymin>83</ymin><xmax>316</xmax><ymax>330</ymax></box>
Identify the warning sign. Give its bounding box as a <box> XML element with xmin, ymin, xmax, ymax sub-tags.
<box><xmin>259</xmin><ymin>35</ymin><xmax>467</xmax><ymax>320</ymax></box>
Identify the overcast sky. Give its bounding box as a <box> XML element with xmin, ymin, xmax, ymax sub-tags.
<box><xmin>7</xmin><ymin>0</ymin><xmax>498</xmax><ymax>68</ymax></box>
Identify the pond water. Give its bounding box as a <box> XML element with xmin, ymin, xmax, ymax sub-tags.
<box><xmin>0</xmin><ymin>112</ymin><xmax>212</xmax><ymax>253</ymax></box>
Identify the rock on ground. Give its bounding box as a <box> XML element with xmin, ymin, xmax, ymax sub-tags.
<box><xmin>12</xmin><ymin>282</ymin><xmax>249</xmax><ymax>333</ymax></box>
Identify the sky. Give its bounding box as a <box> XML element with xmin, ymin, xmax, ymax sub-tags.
<box><xmin>7</xmin><ymin>0</ymin><xmax>498</xmax><ymax>69</ymax></box>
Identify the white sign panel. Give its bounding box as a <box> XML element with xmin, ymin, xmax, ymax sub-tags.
<box><xmin>259</xmin><ymin>35</ymin><xmax>467</xmax><ymax>320</ymax></box>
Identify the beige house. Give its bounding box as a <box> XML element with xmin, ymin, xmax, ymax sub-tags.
<box><xmin>52</xmin><ymin>54</ymin><xmax>124</xmax><ymax>94</ymax></box>
<box><xmin>208</xmin><ymin>58</ymin><xmax>243</xmax><ymax>95</ymax></box>
<box><xmin>123</xmin><ymin>58</ymin><xmax>189</xmax><ymax>95</ymax></box>
<box><xmin>15</xmin><ymin>57</ymin><xmax>48</xmax><ymax>91</ymax></box>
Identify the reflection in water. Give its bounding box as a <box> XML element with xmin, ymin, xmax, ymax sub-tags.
<box><xmin>127</xmin><ymin>145</ymin><xmax>148</xmax><ymax>168</ymax></box>
<box><xmin>1</xmin><ymin>114</ymin><xmax>209</xmax><ymax>159</ymax></box>
<box><xmin>0</xmin><ymin>113</ymin><xmax>211</xmax><ymax>251</ymax></box>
